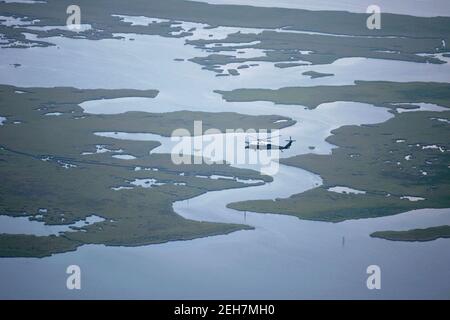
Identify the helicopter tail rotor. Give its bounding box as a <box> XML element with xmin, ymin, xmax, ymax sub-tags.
<box><xmin>285</xmin><ymin>136</ymin><xmax>296</xmax><ymax>142</ymax></box>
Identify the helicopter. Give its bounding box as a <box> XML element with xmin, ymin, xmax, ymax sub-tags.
<box><xmin>245</xmin><ymin>135</ymin><xmax>296</xmax><ymax>151</ymax></box>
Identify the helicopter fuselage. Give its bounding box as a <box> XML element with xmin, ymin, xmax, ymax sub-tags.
<box><xmin>246</xmin><ymin>139</ymin><xmax>293</xmax><ymax>151</ymax></box>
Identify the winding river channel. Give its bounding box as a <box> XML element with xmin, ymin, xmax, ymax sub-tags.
<box><xmin>1</xmin><ymin>10</ymin><xmax>450</xmax><ymax>298</ymax></box>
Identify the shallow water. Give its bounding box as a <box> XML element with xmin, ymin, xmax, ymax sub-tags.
<box><xmin>1</xmin><ymin>207</ymin><xmax>450</xmax><ymax>299</ymax></box>
<box><xmin>0</xmin><ymin>215</ymin><xmax>105</xmax><ymax>236</ymax></box>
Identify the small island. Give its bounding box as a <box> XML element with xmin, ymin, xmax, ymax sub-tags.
<box><xmin>302</xmin><ymin>71</ymin><xmax>334</xmax><ymax>79</ymax></box>
<box><xmin>371</xmin><ymin>225</ymin><xmax>450</xmax><ymax>242</ymax></box>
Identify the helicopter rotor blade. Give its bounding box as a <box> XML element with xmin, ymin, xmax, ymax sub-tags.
<box><xmin>266</xmin><ymin>134</ymin><xmax>281</xmax><ymax>141</ymax></box>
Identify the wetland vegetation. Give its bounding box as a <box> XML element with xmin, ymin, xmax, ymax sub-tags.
<box><xmin>0</xmin><ymin>85</ymin><xmax>292</xmax><ymax>257</ymax></box>
<box><xmin>229</xmin><ymin>109</ymin><xmax>450</xmax><ymax>222</ymax></box>
<box><xmin>217</xmin><ymin>81</ymin><xmax>450</xmax><ymax>110</ymax></box>
<box><xmin>371</xmin><ymin>225</ymin><xmax>450</xmax><ymax>242</ymax></box>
